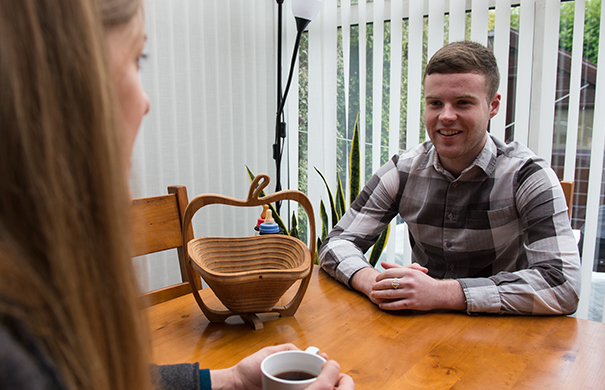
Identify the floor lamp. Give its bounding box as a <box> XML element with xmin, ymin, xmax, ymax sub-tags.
<box><xmin>274</xmin><ymin>0</ymin><xmax>321</xmax><ymax>215</ymax></box>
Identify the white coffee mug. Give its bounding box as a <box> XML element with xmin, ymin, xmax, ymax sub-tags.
<box><xmin>261</xmin><ymin>346</ymin><xmax>326</xmax><ymax>390</ymax></box>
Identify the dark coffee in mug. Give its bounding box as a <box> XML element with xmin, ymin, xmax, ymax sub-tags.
<box><xmin>274</xmin><ymin>370</ymin><xmax>317</xmax><ymax>381</ymax></box>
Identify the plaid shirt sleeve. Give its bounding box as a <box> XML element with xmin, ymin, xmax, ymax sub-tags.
<box><xmin>318</xmin><ymin>157</ymin><xmax>402</xmax><ymax>287</ymax></box>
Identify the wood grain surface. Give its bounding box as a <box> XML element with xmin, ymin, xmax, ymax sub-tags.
<box><xmin>145</xmin><ymin>267</ymin><xmax>605</xmax><ymax>389</ymax></box>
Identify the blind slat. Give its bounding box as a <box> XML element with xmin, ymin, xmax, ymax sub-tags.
<box><xmin>528</xmin><ymin>0</ymin><xmax>560</xmax><ymax>160</ymax></box>
<box><xmin>407</xmin><ymin>0</ymin><xmax>424</xmax><ymax>152</ymax></box>
<box><xmin>285</xmin><ymin>0</ymin><xmax>300</xmax><ymax>199</ymax></box>
<box><xmin>513</xmin><ymin>0</ymin><xmax>535</xmax><ymax>145</ymax></box>
<box><xmin>387</xmin><ymin>0</ymin><xmax>404</xmax><ymax>265</ymax></box>
<box><xmin>491</xmin><ymin>0</ymin><xmax>511</xmax><ymax>141</ymax></box>
<box><xmin>471</xmin><ymin>0</ymin><xmax>490</xmax><ymax>45</ymax></box>
<box><xmin>359</xmin><ymin>0</ymin><xmax>367</xmax><ymax>186</ymax></box>
<box><xmin>372</xmin><ymin>0</ymin><xmax>385</xmax><ymax>173</ymax></box>
<box><xmin>342</xmin><ymin>0</ymin><xmax>351</xmax><ymax>142</ymax></box>
<box><xmin>448</xmin><ymin>0</ymin><xmax>466</xmax><ymax>43</ymax></box>
<box><xmin>428</xmin><ymin>0</ymin><xmax>445</xmax><ymax>59</ymax></box>
<box><xmin>563</xmin><ymin>0</ymin><xmax>585</xmax><ymax>183</ymax></box>
<box><xmin>578</xmin><ymin>0</ymin><xmax>605</xmax><ymax>321</ymax></box>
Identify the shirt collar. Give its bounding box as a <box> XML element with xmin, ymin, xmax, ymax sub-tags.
<box><xmin>420</xmin><ymin>134</ymin><xmax>499</xmax><ymax>178</ymax></box>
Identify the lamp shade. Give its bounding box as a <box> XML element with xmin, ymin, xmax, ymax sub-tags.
<box><xmin>292</xmin><ymin>0</ymin><xmax>321</xmax><ymax>21</ymax></box>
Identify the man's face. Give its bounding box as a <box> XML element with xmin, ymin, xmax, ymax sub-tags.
<box><xmin>424</xmin><ymin>72</ymin><xmax>500</xmax><ymax>175</ymax></box>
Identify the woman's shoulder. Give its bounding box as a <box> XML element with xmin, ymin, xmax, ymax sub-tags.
<box><xmin>0</xmin><ymin>323</ymin><xmax>65</xmax><ymax>390</ymax></box>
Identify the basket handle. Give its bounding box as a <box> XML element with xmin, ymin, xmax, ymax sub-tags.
<box><xmin>182</xmin><ymin>173</ymin><xmax>316</xmax><ymax>323</ymax></box>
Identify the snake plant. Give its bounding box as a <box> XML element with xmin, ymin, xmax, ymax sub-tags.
<box><xmin>315</xmin><ymin>112</ymin><xmax>390</xmax><ymax>267</ymax></box>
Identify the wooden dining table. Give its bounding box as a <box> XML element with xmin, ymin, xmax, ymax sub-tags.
<box><xmin>146</xmin><ymin>265</ymin><xmax>605</xmax><ymax>389</ymax></box>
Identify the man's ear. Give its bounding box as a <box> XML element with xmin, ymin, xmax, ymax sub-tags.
<box><xmin>489</xmin><ymin>93</ymin><xmax>501</xmax><ymax>119</ymax></box>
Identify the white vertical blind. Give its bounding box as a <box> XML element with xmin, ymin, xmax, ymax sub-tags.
<box><xmin>307</xmin><ymin>3</ymin><xmax>326</xmax><ymax>231</ymax></box>
<box><xmin>428</xmin><ymin>0</ymin><xmax>445</xmax><ymax>59</ymax></box>
<box><xmin>563</xmin><ymin>0</ymin><xmax>585</xmax><ymax>184</ymax></box>
<box><xmin>471</xmin><ymin>0</ymin><xmax>490</xmax><ymax>45</ymax></box>
<box><xmin>528</xmin><ymin>0</ymin><xmax>560</xmax><ymax>160</ymax></box>
<box><xmin>448</xmin><ymin>0</ymin><xmax>466</xmax><ymax>42</ymax></box>
<box><xmin>321</xmin><ymin>0</ymin><xmax>338</xmax><ymax>190</ymax></box>
<box><xmin>491</xmin><ymin>0</ymin><xmax>511</xmax><ymax>141</ymax></box>
<box><xmin>372</xmin><ymin>0</ymin><xmax>385</xmax><ymax>173</ymax></box>
<box><xmin>513</xmin><ymin>0</ymin><xmax>535</xmax><ymax>145</ymax></box>
<box><xmin>342</xmin><ymin>0</ymin><xmax>352</xmax><ymax>141</ymax></box>
<box><xmin>286</xmin><ymin>0</ymin><xmax>300</xmax><ymax>196</ymax></box>
<box><xmin>387</xmin><ymin>0</ymin><xmax>404</xmax><ymax>264</ymax></box>
<box><xmin>133</xmin><ymin>0</ymin><xmax>275</xmax><ymax>291</ymax></box>
<box><xmin>389</xmin><ymin>0</ymin><xmax>402</xmax><ymax>159</ymax></box>
<box><xmin>403</xmin><ymin>0</ymin><xmax>425</xmax><ymax>267</ymax></box>
<box><xmin>358</xmin><ymin>0</ymin><xmax>367</xmax><ymax>187</ymax></box>
<box><xmin>406</xmin><ymin>0</ymin><xmax>424</xmax><ymax>153</ymax></box>
<box><xmin>578</xmin><ymin>0</ymin><xmax>605</xmax><ymax>321</ymax></box>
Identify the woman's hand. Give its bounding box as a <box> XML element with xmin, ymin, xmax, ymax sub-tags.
<box><xmin>306</xmin><ymin>360</ymin><xmax>355</xmax><ymax>390</ymax></box>
<box><xmin>210</xmin><ymin>343</ymin><xmax>299</xmax><ymax>390</ymax></box>
<box><xmin>209</xmin><ymin>344</ymin><xmax>354</xmax><ymax>390</ymax></box>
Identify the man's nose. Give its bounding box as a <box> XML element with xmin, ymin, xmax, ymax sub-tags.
<box><xmin>439</xmin><ymin>104</ymin><xmax>456</xmax><ymax>123</ymax></box>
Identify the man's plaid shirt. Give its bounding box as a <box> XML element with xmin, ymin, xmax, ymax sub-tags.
<box><xmin>319</xmin><ymin>135</ymin><xmax>581</xmax><ymax>315</ymax></box>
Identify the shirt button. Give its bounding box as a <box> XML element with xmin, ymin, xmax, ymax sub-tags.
<box><xmin>452</xmin><ymin>182</ymin><xmax>458</xmax><ymax>188</ymax></box>
<box><xmin>446</xmin><ymin>242</ymin><xmax>452</xmax><ymax>248</ymax></box>
<box><xmin>450</xmin><ymin>264</ymin><xmax>455</xmax><ymax>270</ymax></box>
<box><xmin>448</xmin><ymin>213</ymin><xmax>454</xmax><ymax>220</ymax></box>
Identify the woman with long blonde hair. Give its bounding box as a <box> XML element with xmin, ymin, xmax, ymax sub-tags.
<box><xmin>0</xmin><ymin>0</ymin><xmax>353</xmax><ymax>389</ymax></box>
<box><xmin>0</xmin><ymin>0</ymin><xmax>150</xmax><ymax>388</ymax></box>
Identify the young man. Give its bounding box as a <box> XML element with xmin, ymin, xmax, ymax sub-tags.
<box><xmin>318</xmin><ymin>41</ymin><xmax>581</xmax><ymax>315</ymax></box>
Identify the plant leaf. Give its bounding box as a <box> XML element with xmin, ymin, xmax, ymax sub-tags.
<box><xmin>335</xmin><ymin>172</ymin><xmax>346</xmax><ymax>219</ymax></box>
<box><xmin>289</xmin><ymin>212</ymin><xmax>299</xmax><ymax>239</ymax></box>
<box><xmin>368</xmin><ymin>224</ymin><xmax>391</xmax><ymax>267</ymax></box>
<box><xmin>245</xmin><ymin>165</ymin><xmax>257</xmax><ymax>188</ymax></box>
<box><xmin>349</xmin><ymin>112</ymin><xmax>361</xmax><ymax>205</ymax></box>
<box><xmin>315</xmin><ymin>237</ymin><xmax>322</xmax><ymax>265</ymax></box>
<box><xmin>267</xmin><ymin>204</ymin><xmax>288</xmax><ymax>234</ymax></box>
<box><xmin>319</xmin><ymin>200</ymin><xmax>329</xmax><ymax>242</ymax></box>
<box><xmin>315</xmin><ymin>167</ymin><xmax>339</xmax><ymax>228</ymax></box>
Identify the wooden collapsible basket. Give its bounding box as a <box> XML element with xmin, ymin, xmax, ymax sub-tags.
<box><xmin>182</xmin><ymin>174</ymin><xmax>316</xmax><ymax>329</ymax></box>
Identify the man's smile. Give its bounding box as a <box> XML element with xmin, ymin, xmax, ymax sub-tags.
<box><xmin>438</xmin><ymin>129</ymin><xmax>462</xmax><ymax>136</ymax></box>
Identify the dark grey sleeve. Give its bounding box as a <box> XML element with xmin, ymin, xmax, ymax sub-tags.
<box><xmin>0</xmin><ymin>325</ymin><xmax>63</xmax><ymax>390</ymax></box>
<box><xmin>151</xmin><ymin>363</ymin><xmax>201</xmax><ymax>390</ymax></box>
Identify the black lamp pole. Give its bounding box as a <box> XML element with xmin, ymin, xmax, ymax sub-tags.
<box><xmin>274</xmin><ymin>0</ymin><xmax>285</xmax><ymax>214</ymax></box>
<box><xmin>273</xmin><ymin>3</ymin><xmax>313</xmax><ymax>215</ymax></box>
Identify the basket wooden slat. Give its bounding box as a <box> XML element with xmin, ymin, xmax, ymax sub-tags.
<box><xmin>189</xmin><ymin>235</ymin><xmax>311</xmax><ymax>313</ymax></box>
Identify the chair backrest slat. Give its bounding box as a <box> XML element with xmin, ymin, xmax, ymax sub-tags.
<box><xmin>131</xmin><ymin>185</ymin><xmax>196</xmax><ymax>306</ymax></box>
<box><xmin>132</xmin><ymin>194</ymin><xmax>182</xmax><ymax>255</ymax></box>
<box><xmin>560</xmin><ymin>181</ymin><xmax>574</xmax><ymax>221</ymax></box>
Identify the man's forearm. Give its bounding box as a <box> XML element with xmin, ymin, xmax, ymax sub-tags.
<box><xmin>350</xmin><ymin>267</ymin><xmax>380</xmax><ymax>297</ymax></box>
<box><xmin>438</xmin><ymin>279</ymin><xmax>467</xmax><ymax>311</ymax></box>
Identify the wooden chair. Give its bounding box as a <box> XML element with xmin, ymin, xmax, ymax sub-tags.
<box><xmin>131</xmin><ymin>185</ymin><xmax>201</xmax><ymax>306</ymax></box>
<box><xmin>560</xmin><ymin>180</ymin><xmax>574</xmax><ymax>221</ymax></box>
